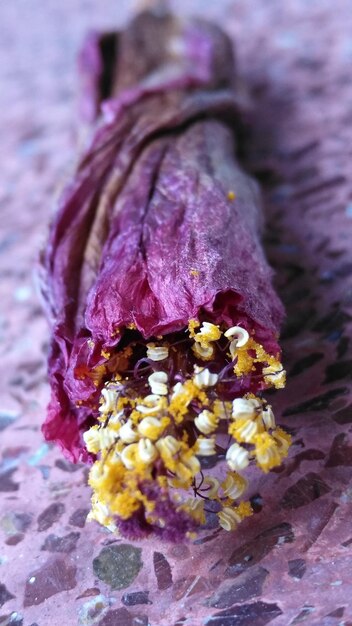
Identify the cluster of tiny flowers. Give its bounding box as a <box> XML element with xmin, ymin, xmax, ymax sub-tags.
<box><xmin>83</xmin><ymin>320</ymin><xmax>290</xmax><ymax>537</ymax></box>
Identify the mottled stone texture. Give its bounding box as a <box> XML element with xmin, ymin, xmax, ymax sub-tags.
<box><xmin>1</xmin><ymin>0</ymin><xmax>352</xmax><ymax>624</ymax></box>
<box><xmin>93</xmin><ymin>545</ymin><xmax>143</xmax><ymax>590</ymax></box>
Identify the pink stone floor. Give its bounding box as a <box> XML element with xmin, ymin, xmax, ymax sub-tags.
<box><xmin>1</xmin><ymin>1</ymin><xmax>352</xmax><ymax>625</ymax></box>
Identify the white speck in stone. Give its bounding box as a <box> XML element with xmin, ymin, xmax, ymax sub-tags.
<box><xmin>14</xmin><ymin>285</ymin><xmax>32</xmax><ymax>302</ymax></box>
<box><xmin>29</xmin><ymin>576</ymin><xmax>36</xmax><ymax>584</ymax></box>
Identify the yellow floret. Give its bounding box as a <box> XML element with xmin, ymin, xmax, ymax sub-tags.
<box><xmin>253</xmin><ymin>432</ymin><xmax>282</xmax><ymax>472</ymax></box>
<box><xmin>179</xmin><ymin>498</ymin><xmax>206</xmax><ymax>525</ymax></box>
<box><xmin>228</xmin><ymin>417</ymin><xmax>263</xmax><ymax>444</ymax></box>
<box><xmin>233</xmin><ymin>338</ymin><xmax>286</xmax><ymax>391</ymax></box>
<box><xmin>83</xmin><ymin>425</ymin><xmax>101</xmax><ymax>454</ymax></box>
<box><xmin>168</xmin><ymin>380</ymin><xmax>197</xmax><ymax>423</ymax></box>
<box><xmin>168</xmin><ymin>476</ymin><xmax>191</xmax><ymax>489</ymax></box>
<box><xmin>194</xmin><ymin>322</ymin><xmax>222</xmax><ymax>343</ymax></box>
<box><xmin>213</xmin><ymin>399</ymin><xmax>232</xmax><ymax>420</ymax></box>
<box><xmin>263</xmin><ymin>364</ymin><xmax>286</xmax><ymax>389</ymax></box>
<box><xmin>137</xmin><ymin>416</ymin><xmax>170</xmax><ymax>440</ymax></box>
<box><xmin>221</xmin><ymin>472</ymin><xmax>247</xmax><ymax>500</ymax></box>
<box><xmin>188</xmin><ymin>318</ymin><xmax>200</xmax><ymax>338</ymax></box>
<box><xmin>235</xmin><ymin>500</ymin><xmax>253</xmax><ymax>519</ymax></box>
<box><xmin>273</xmin><ymin>427</ymin><xmax>291</xmax><ymax>453</ymax></box>
<box><xmin>192</xmin><ymin>342</ymin><xmax>214</xmax><ymax>361</ymax></box>
<box><xmin>88</xmin><ymin>494</ymin><xmax>116</xmax><ymax>531</ymax></box>
<box><xmin>233</xmin><ymin>342</ymin><xmax>256</xmax><ymax>376</ymax></box>
<box><xmin>217</xmin><ymin>506</ymin><xmax>240</xmax><ymax>531</ymax></box>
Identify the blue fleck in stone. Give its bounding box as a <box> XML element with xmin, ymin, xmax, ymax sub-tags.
<box><xmin>327</xmin><ymin>330</ymin><xmax>343</xmax><ymax>342</ymax></box>
<box><xmin>28</xmin><ymin>443</ymin><xmax>51</xmax><ymax>466</ymax></box>
<box><xmin>277</xmin><ymin>243</ymin><xmax>299</xmax><ymax>254</ymax></box>
<box><xmin>0</xmin><ymin>412</ymin><xmax>17</xmax><ymax>432</ymax></box>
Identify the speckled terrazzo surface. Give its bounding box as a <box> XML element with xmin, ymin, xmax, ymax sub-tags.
<box><xmin>1</xmin><ymin>1</ymin><xmax>352</xmax><ymax>625</ymax></box>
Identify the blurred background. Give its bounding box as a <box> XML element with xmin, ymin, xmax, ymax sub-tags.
<box><xmin>1</xmin><ymin>1</ymin><xmax>352</xmax><ymax>625</ymax></box>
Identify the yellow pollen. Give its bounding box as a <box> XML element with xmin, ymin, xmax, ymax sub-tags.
<box><xmin>88</xmin><ymin>364</ymin><xmax>106</xmax><ymax>387</ymax></box>
<box><xmin>233</xmin><ymin>337</ymin><xmax>285</xmax><ymax>388</ymax></box>
<box><xmin>109</xmin><ymin>491</ymin><xmax>140</xmax><ymax>519</ymax></box>
<box><xmin>188</xmin><ymin>318</ymin><xmax>200</xmax><ymax>338</ymax></box>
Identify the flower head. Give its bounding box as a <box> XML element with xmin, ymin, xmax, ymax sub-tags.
<box><xmin>79</xmin><ymin>320</ymin><xmax>289</xmax><ymax>540</ymax></box>
<box><xmin>41</xmin><ymin>11</ymin><xmax>289</xmax><ymax>540</ymax></box>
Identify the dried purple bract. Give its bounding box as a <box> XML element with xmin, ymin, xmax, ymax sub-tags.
<box><xmin>40</xmin><ymin>11</ymin><xmax>289</xmax><ymax>541</ymax></box>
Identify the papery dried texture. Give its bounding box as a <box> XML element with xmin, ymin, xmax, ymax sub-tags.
<box><xmin>40</xmin><ymin>10</ymin><xmax>288</xmax><ymax>539</ymax></box>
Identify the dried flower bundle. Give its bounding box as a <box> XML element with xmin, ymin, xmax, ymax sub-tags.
<box><xmin>40</xmin><ymin>11</ymin><xmax>290</xmax><ymax>541</ymax></box>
